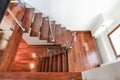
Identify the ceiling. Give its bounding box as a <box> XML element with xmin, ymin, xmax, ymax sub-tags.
<box><xmin>23</xmin><ymin>0</ymin><xmax>120</xmax><ymax>30</ymax></box>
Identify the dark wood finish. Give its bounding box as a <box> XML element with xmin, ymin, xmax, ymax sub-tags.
<box><xmin>40</xmin><ymin>17</ymin><xmax>49</xmax><ymax>40</ymax></box>
<box><xmin>108</xmin><ymin>24</ymin><xmax>120</xmax><ymax>58</ymax></box>
<box><xmin>30</xmin><ymin>13</ymin><xmax>42</xmax><ymax>37</ymax></box>
<box><xmin>55</xmin><ymin>24</ymin><xmax>62</xmax><ymax>44</ymax></box>
<box><xmin>68</xmin><ymin>31</ymin><xmax>101</xmax><ymax>72</ymax></box>
<box><xmin>0</xmin><ymin>72</ymin><xmax>82</xmax><ymax>80</ymax></box>
<box><xmin>22</xmin><ymin>8</ymin><xmax>34</xmax><ymax>32</ymax></box>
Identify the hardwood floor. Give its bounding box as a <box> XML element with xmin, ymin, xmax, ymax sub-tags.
<box><xmin>68</xmin><ymin>31</ymin><xmax>101</xmax><ymax>72</ymax></box>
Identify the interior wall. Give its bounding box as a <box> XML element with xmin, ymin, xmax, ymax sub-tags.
<box><xmin>93</xmin><ymin>1</ymin><xmax>120</xmax><ymax>64</ymax></box>
<box><xmin>95</xmin><ymin>19</ymin><xmax>120</xmax><ymax>64</ymax></box>
<box><xmin>23</xmin><ymin>0</ymin><xmax>50</xmax><ymax>16</ymax></box>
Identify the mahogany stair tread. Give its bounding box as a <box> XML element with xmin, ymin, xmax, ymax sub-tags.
<box><xmin>55</xmin><ymin>24</ymin><xmax>62</xmax><ymax>45</ymax></box>
<box><xmin>40</xmin><ymin>17</ymin><xmax>49</xmax><ymax>40</ymax></box>
<box><xmin>30</xmin><ymin>13</ymin><xmax>42</xmax><ymax>37</ymax></box>
<box><xmin>22</xmin><ymin>8</ymin><xmax>35</xmax><ymax>33</ymax></box>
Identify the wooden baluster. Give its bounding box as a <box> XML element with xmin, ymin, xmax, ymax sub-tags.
<box><xmin>45</xmin><ymin>57</ymin><xmax>49</xmax><ymax>72</ymax></box>
<box><xmin>57</xmin><ymin>46</ymin><xmax>62</xmax><ymax>72</ymax></box>
<box><xmin>48</xmin><ymin>56</ymin><xmax>53</xmax><ymax>72</ymax></box>
<box><xmin>62</xmin><ymin>48</ymin><xmax>68</xmax><ymax>72</ymax></box>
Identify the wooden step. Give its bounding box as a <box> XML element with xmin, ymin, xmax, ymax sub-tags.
<box><xmin>11</xmin><ymin>3</ymin><xmax>26</xmax><ymax>32</ymax></box>
<box><xmin>48</xmin><ymin>21</ymin><xmax>56</xmax><ymax>43</ymax></box>
<box><xmin>61</xmin><ymin>27</ymin><xmax>67</xmax><ymax>47</ymax></box>
<box><xmin>55</xmin><ymin>24</ymin><xmax>62</xmax><ymax>44</ymax></box>
<box><xmin>39</xmin><ymin>17</ymin><xmax>49</xmax><ymax>40</ymax></box>
<box><xmin>16</xmin><ymin>4</ymin><xmax>26</xmax><ymax>21</ymax></box>
<box><xmin>30</xmin><ymin>13</ymin><xmax>42</xmax><ymax>37</ymax></box>
<box><xmin>22</xmin><ymin>8</ymin><xmax>34</xmax><ymax>33</ymax></box>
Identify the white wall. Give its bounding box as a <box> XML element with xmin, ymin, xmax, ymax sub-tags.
<box><xmin>95</xmin><ymin>18</ymin><xmax>120</xmax><ymax>64</ymax></box>
<box><xmin>23</xmin><ymin>0</ymin><xmax>50</xmax><ymax>16</ymax></box>
<box><xmin>82</xmin><ymin>60</ymin><xmax>120</xmax><ymax>80</ymax></box>
<box><xmin>92</xmin><ymin>0</ymin><xmax>120</xmax><ymax>64</ymax></box>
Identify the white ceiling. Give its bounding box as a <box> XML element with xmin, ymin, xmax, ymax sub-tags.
<box><xmin>23</xmin><ymin>0</ymin><xmax>120</xmax><ymax>30</ymax></box>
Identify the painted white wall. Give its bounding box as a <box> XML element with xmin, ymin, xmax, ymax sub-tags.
<box><xmin>94</xmin><ymin>17</ymin><xmax>120</xmax><ymax>64</ymax></box>
<box><xmin>92</xmin><ymin>0</ymin><xmax>120</xmax><ymax>64</ymax></box>
<box><xmin>23</xmin><ymin>0</ymin><xmax>50</xmax><ymax>16</ymax></box>
<box><xmin>82</xmin><ymin>60</ymin><xmax>120</xmax><ymax>80</ymax></box>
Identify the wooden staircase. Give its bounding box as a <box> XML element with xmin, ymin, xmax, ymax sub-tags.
<box><xmin>6</xmin><ymin>2</ymin><xmax>74</xmax><ymax>48</ymax></box>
